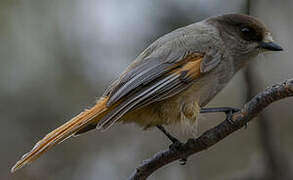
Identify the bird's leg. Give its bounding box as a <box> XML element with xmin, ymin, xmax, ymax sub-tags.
<box><xmin>200</xmin><ymin>107</ymin><xmax>242</xmax><ymax>126</ymax></box>
<box><xmin>157</xmin><ymin>125</ymin><xmax>180</xmax><ymax>144</ymax></box>
<box><xmin>156</xmin><ymin>125</ymin><xmax>187</xmax><ymax>165</ymax></box>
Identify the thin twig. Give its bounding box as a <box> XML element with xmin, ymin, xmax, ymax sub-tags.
<box><xmin>128</xmin><ymin>79</ymin><xmax>293</xmax><ymax>180</ymax></box>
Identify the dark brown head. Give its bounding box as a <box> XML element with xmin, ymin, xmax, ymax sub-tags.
<box><xmin>207</xmin><ymin>14</ymin><xmax>282</xmax><ymax>58</ymax></box>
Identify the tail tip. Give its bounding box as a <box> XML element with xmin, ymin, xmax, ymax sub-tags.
<box><xmin>10</xmin><ymin>164</ymin><xmax>19</xmax><ymax>173</ymax></box>
<box><xmin>11</xmin><ymin>159</ymin><xmax>27</xmax><ymax>173</ymax></box>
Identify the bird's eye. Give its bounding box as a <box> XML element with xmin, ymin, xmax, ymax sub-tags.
<box><xmin>241</xmin><ymin>27</ymin><xmax>252</xmax><ymax>34</ymax></box>
<box><xmin>240</xmin><ymin>26</ymin><xmax>260</xmax><ymax>41</ymax></box>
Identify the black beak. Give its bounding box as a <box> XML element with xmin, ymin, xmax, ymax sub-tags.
<box><xmin>259</xmin><ymin>41</ymin><xmax>283</xmax><ymax>51</ymax></box>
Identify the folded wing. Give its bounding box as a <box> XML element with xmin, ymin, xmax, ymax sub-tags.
<box><xmin>98</xmin><ymin>52</ymin><xmax>205</xmax><ymax>129</ymax></box>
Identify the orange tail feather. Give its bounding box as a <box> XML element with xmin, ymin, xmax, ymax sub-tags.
<box><xmin>11</xmin><ymin>97</ymin><xmax>109</xmax><ymax>173</ymax></box>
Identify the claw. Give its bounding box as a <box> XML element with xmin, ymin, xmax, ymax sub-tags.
<box><xmin>223</xmin><ymin>108</ymin><xmax>247</xmax><ymax>128</ymax></box>
<box><xmin>169</xmin><ymin>140</ymin><xmax>183</xmax><ymax>151</ymax></box>
<box><xmin>168</xmin><ymin>140</ymin><xmax>189</xmax><ymax>165</ymax></box>
<box><xmin>225</xmin><ymin>109</ymin><xmax>237</xmax><ymax>125</ymax></box>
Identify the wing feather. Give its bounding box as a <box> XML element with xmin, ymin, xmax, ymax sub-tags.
<box><xmin>98</xmin><ymin>53</ymin><xmax>204</xmax><ymax>129</ymax></box>
<box><xmin>107</xmin><ymin>61</ymin><xmax>172</xmax><ymax>106</ymax></box>
<box><xmin>98</xmin><ymin>73</ymin><xmax>181</xmax><ymax>129</ymax></box>
<box><xmin>107</xmin><ymin>49</ymin><xmax>189</xmax><ymax>106</ymax></box>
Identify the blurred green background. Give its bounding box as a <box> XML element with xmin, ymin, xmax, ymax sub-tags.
<box><xmin>1</xmin><ymin>0</ymin><xmax>293</xmax><ymax>179</ymax></box>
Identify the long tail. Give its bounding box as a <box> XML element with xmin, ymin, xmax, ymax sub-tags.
<box><xmin>11</xmin><ymin>97</ymin><xmax>109</xmax><ymax>173</ymax></box>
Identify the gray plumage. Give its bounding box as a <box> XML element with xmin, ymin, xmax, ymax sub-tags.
<box><xmin>90</xmin><ymin>14</ymin><xmax>275</xmax><ymax>131</ymax></box>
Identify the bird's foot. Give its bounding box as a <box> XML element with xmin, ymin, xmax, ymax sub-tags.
<box><xmin>169</xmin><ymin>140</ymin><xmax>188</xmax><ymax>165</ymax></box>
<box><xmin>223</xmin><ymin>107</ymin><xmax>240</xmax><ymax>125</ymax></box>
<box><xmin>200</xmin><ymin>107</ymin><xmax>247</xmax><ymax>128</ymax></box>
<box><xmin>157</xmin><ymin>125</ymin><xmax>188</xmax><ymax>165</ymax></box>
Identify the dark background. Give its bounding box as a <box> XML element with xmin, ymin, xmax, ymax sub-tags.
<box><xmin>1</xmin><ymin>0</ymin><xmax>293</xmax><ymax>179</ymax></box>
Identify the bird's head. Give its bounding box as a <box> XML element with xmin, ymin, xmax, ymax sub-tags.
<box><xmin>207</xmin><ymin>14</ymin><xmax>282</xmax><ymax>60</ymax></box>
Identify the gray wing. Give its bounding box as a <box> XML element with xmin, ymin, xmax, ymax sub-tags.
<box><xmin>97</xmin><ymin>49</ymin><xmax>205</xmax><ymax>130</ymax></box>
<box><xmin>106</xmin><ymin>49</ymin><xmax>188</xmax><ymax>106</ymax></box>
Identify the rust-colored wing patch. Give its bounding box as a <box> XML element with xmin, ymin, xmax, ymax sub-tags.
<box><xmin>173</xmin><ymin>53</ymin><xmax>204</xmax><ymax>81</ymax></box>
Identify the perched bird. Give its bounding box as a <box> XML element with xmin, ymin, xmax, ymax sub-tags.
<box><xmin>11</xmin><ymin>13</ymin><xmax>283</xmax><ymax>172</ymax></box>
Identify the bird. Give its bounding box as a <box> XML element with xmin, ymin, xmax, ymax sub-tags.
<box><xmin>11</xmin><ymin>13</ymin><xmax>283</xmax><ymax>172</ymax></box>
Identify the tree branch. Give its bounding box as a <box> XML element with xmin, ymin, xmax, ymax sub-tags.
<box><xmin>128</xmin><ymin>79</ymin><xmax>293</xmax><ymax>180</ymax></box>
